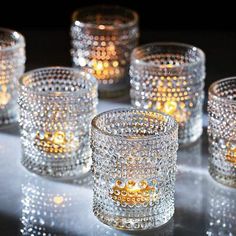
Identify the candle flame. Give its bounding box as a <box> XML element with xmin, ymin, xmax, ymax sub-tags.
<box><xmin>34</xmin><ymin>131</ymin><xmax>78</xmax><ymax>153</ymax></box>
<box><xmin>225</xmin><ymin>142</ymin><xmax>236</xmax><ymax>165</ymax></box>
<box><xmin>0</xmin><ymin>85</ymin><xmax>11</xmax><ymax>106</ymax></box>
<box><xmin>156</xmin><ymin>100</ymin><xmax>188</xmax><ymax>123</ymax></box>
<box><xmin>90</xmin><ymin>42</ymin><xmax>122</xmax><ymax>81</ymax></box>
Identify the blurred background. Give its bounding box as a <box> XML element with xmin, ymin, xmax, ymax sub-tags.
<box><xmin>1</xmin><ymin>0</ymin><xmax>236</xmax><ymax>90</ymax></box>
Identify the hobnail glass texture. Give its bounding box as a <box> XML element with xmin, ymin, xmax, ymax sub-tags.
<box><xmin>130</xmin><ymin>43</ymin><xmax>205</xmax><ymax>145</ymax></box>
<box><xmin>18</xmin><ymin>67</ymin><xmax>98</xmax><ymax>178</ymax></box>
<box><xmin>208</xmin><ymin>77</ymin><xmax>236</xmax><ymax>187</ymax></box>
<box><xmin>0</xmin><ymin>28</ymin><xmax>25</xmax><ymax>125</ymax></box>
<box><xmin>91</xmin><ymin>108</ymin><xmax>178</xmax><ymax>230</ymax></box>
<box><xmin>71</xmin><ymin>6</ymin><xmax>139</xmax><ymax>98</ymax></box>
<box><xmin>21</xmin><ymin>174</ymin><xmax>79</xmax><ymax>235</ymax></box>
<box><xmin>206</xmin><ymin>179</ymin><xmax>236</xmax><ymax>236</ymax></box>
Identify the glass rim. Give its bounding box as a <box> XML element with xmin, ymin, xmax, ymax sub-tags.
<box><xmin>92</xmin><ymin>108</ymin><xmax>178</xmax><ymax>140</ymax></box>
<box><xmin>209</xmin><ymin>77</ymin><xmax>236</xmax><ymax>104</ymax></box>
<box><xmin>72</xmin><ymin>5</ymin><xmax>138</xmax><ymax>30</ymax></box>
<box><xmin>19</xmin><ymin>66</ymin><xmax>98</xmax><ymax>97</ymax></box>
<box><xmin>0</xmin><ymin>27</ymin><xmax>25</xmax><ymax>52</ymax></box>
<box><xmin>131</xmin><ymin>42</ymin><xmax>205</xmax><ymax>69</ymax></box>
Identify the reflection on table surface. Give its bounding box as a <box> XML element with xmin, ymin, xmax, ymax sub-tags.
<box><xmin>206</xmin><ymin>179</ymin><xmax>236</xmax><ymax>236</ymax></box>
<box><xmin>0</xmin><ymin>120</ymin><xmax>236</xmax><ymax>235</ymax></box>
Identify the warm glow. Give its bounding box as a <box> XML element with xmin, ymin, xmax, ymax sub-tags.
<box><xmin>53</xmin><ymin>195</ymin><xmax>64</xmax><ymax>205</ymax></box>
<box><xmin>98</xmin><ymin>24</ymin><xmax>105</xmax><ymax>30</ymax></box>
<box><xmin>111</xmin><ymin>180</ymin><xmax>157</xmax><ymax>204</ymax></box>
<box><xmin>155</xmin><ymin>75</ymin><xmax>190</xmax><ymax>123</ymax></box>
<box><xmin>163</xmin><ymin>101</ymin><xmax>177</xmax><ymax>115</ymax></box>
<box><xmin>91</xmin><ymin>43</ymin><xmax>121</xmax><ymax>80</ymax></box>
<box><xmin>53</xmin><ymin>131</ymin><xmax>66</xmax><ymax>145</ymax></box>
<box><xmin>0</xmin><ymin>85</ymin><xmax>11</xmax><ymax>106</ymax></box>
<box><xmin>155</xmin><ymin>100</ymin><xmax>188</xmax><ymax>123</ymax></box>
<box><xmin>225</xmin><ymin>142</ymin><xmax>236</xmax><ymax>165</ymax></box>
<box><xmin>34</xmin><ymin>131</ymin><xmax>77</xmax><ymax>153</ymax></box>
<box><xmin>160</xmin><ymin>64</ymin><xmax>173</xmax><ymax>69</ymax></box>
<box><xmin>174</xmin><ymin>111</ymin><xmax>188</xmax><ymax>123</ymax></box>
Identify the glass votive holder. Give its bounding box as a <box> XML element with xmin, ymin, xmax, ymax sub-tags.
<box><xmin>91</xmin><ymin>108</ymin><xmax>178</xmax><ymax>230</ymax></box>
<box><xmin>0</xmin><ymin>28</ymin><xmax>25</xmax><ymax>125</ymax></box>
<box><xmin>71</xmin><ymin>6</ymin><xmax>139</xmax><ymax>98</ymax></box>
<box><xmin>18</xmin><ymin>67</ymin><xmax>98</xmax><ymax>178</ymax></box>
<box><xmin>208</xmin><ymin>77</ymin><xmax>236</xmax><ymax>187</ymax></box>
<box><xmin>130</xmin><ymin>43</ymin><xmax>205</xmax><ymax>145</ymax></box>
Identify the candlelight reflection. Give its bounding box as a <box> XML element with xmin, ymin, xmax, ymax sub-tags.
<box><xmin>206</xmin><ymin>178</ymin><xmax>236</xmax><ymax>236</ymax></box>
<box><xmin>20</xmin><ymin>175</ymin><xmax>77</xmax><ymax>236</ymax></box>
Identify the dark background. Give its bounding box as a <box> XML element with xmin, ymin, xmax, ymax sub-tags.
<box><xmin>1</xmin><ymin>0</ymin><xmax>236</xmax><ymax>90</ymax></box>
<box><xmin>1</xmin><ymin>0</ymin><xmax>235</xmax><ymax>30</ymax></box>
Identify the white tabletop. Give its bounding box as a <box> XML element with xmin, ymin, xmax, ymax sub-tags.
<box><xmin>0</xmin><ymin>98</ymin><xmax>235</xmax><ymax>236</ymax></box>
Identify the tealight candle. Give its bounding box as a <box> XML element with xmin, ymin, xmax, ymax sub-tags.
<box><xmin>208</xmin><ymin>77</ymin><xmax>236</xmax><ymax>187</ymax></box>
<box><xmin>0</xmin><ymin>28</ymin><xmax>25</xmax><ymax>124</ymax></box>
<box><xmin>130</xmin><ymin>43</ymin><xmax>205</xmax><ymax>145</ymax></box>
<box><xmin>71</xmin><ymin>6</ymin><xmax>139</xmax><ymax>97</ymax></box>
<box><xmin>91</xmin><ymin>108</ymin><xmax>178</xmax><ymax>230</ymax></box>
<box><xmin>111</xmin><ymin>179</ymin><xmax>158</xmax><ymax>205</ymax></box>
<box><xmin>34</xmin><ymin>130</ymin><xmax>79</xmax><ymax>154</ymax></box>
<box><xmin>225</xmin><ymin>142</ymin><xmax>236</xmax><ymax>165</ymax></box>
<box><xmin>18</xmin><ymin>67</ymin><xmax>98</xmax><ymax>178</ymax></box>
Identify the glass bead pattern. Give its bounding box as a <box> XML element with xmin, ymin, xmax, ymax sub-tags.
<box><xmin>91</xmin><ymin>108</ymin><xmax>178</xmax><ymax>230</ymax></box>
<box><xmin>0</xmin><ymin>28</ymin><xmax>25</xmax><ymax>124</ymax></box>
<box><xmin>18</xmin><ymin>67</ymin><xmax>98</xmax><ymax>178</ymax></box>
<box><xmin>21</xmin><ymin>175</ymin><xmax>77</xmax><ymax>235</ymax></box>
<box><xmin>130</xmin><ymin>43</ymin><xmax>205</xmax><ymax>144</ymax></box>
<box><xmin>206</xmin><ymin>180</ymin><xmax>236</xmax><ymax>236</ymax></box>
<box><xmin>208</xmin><ymin>77</ymin><xmax>236</xmax><ymax>187</ymax></box>
<box><xmin>71</xmin><ymin>6</ymin><xmax>139</xmax><ymax>97</ymax></box>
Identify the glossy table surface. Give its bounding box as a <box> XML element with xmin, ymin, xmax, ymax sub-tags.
<box><xmin>0</xmin><ymin>98</ymin><xmax>235</xmax><ymax>236</ymax></box>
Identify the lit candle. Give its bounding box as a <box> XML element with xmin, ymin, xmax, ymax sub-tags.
<box><xmin>71</xmin><ymin>6</ymin><xmax>139</xmax><ymax>97</ymax></box>
<box><xmin>156</xmin><ymin>100</ymin><xmax>188</xmax><ymax>123</ymax></box>
<box><xmin>225</xmin><ymin>142</ymin><xmax>236</xmax><ymax>165</ymax></box>
<box><xmin>0</xmin><ymin>85</ymin><xmax>11</xmax><ymax>106</ymax></box>
<box><xmin>90</xmin><ymin>41</ymin><xmax>122</xmax><ymax>81</ymax></box>
<box><xmin>111</xmin><ymin>179</ymin><xmax>158</xmax><ymax>205</ymax></box>
<box><xmin>0</xmin><ymin>28</ymin><xmax>25</xmax><ymax>125</ymax></box>
<box><xmin>34</xmin><ymin>130</ymin><xmax>79</xmax><ymax>154</ymax></box>
<box><xmin>91</xmin><ymin>108</ymin><xmax>178</xmax><ymax>230</ymax></box>
<box><xmin>130</xmin><ymin>43</ymin><xmax>205</xmax><ymax>145</ymax></box>
<box><xmin>154</xmin><ymin>76</ymin><xmax>189</xmax><ymax>123</ymax></box>
<box><xmin>19</xmin><ymin>67</ymin><xmax>97</xmax><ymax>178</ymax></box>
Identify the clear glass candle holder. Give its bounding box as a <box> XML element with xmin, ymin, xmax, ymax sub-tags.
<box><xmin>208</xmin><ymin>77</ymin><xmax>236</xmax><ymax>187</ymax></box>
<box><xmin>130</xmin><ymin>43</ymin><xmax>205</xmax><ymax>145</ymax></box>
<box><xmin>0</xmin><ymin>28</ymin><xmax>25</xmax><ymax>125</ymax></box>
<box><xmin>18</xmin><ymin>67</ymin><xmax>98</xmax><ymax>178</ymax></box>
<box><xmin>91</xmin><ymin>108</ymin><xmax>178</xmax><ymax>230</ymax></box>
<box><xmin>71</xmin><ymin>6</ymin><xmax>139</xmax><ymax>98</ymax></box>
